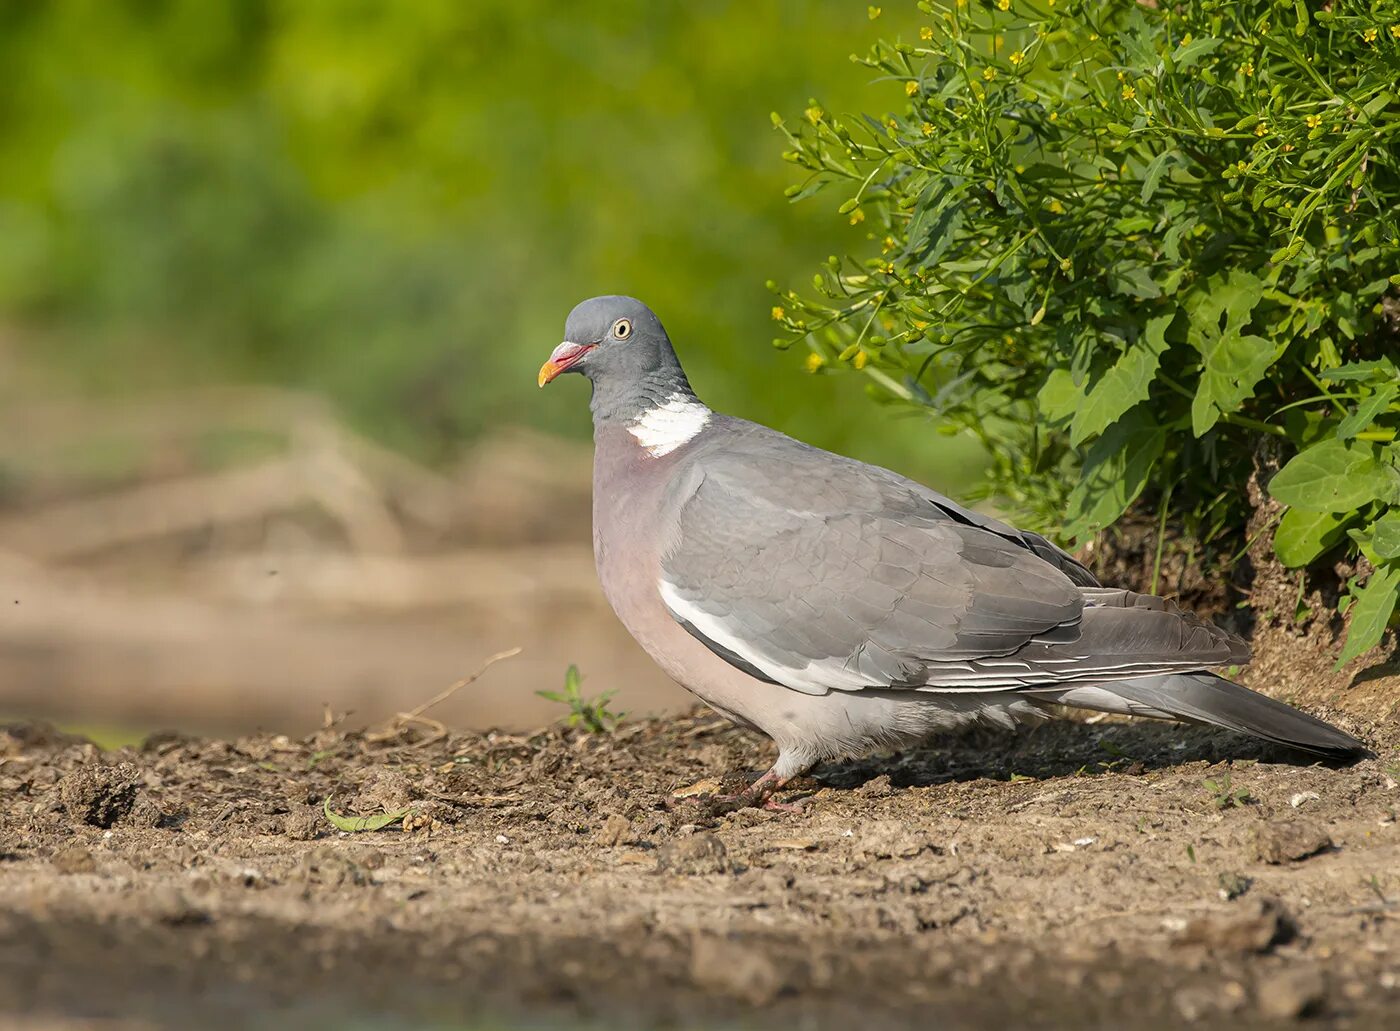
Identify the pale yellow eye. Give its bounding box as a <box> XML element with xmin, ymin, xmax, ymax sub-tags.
<box><xmin>612</xmin><ymin>318</ymin><xmax>632</xmax><ymax>340</ymax></box>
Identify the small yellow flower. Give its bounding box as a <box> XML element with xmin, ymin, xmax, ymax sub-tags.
<box><xmin>1254</xmin><ymin>122</ymin><xmax>1268</xmax><ymax>137</ymax></box>
<box><xmin>921</xmin><ymin>121</ymin><xmax>935</xmax><ymax>136</ymax></box>
<box><xmin>805</xmin><ymin>105</ymin><xmax>824</xmax><ymax>124</ymax></box>
<box><xmin>1121</xmin><ymin>86</ymin><xmax>1136</xmax><ymax>100</ymax></box>
<box><xmin>1059</xmin><ymin>257</ymin><xmax>1072</xmax><ymax>272</ymax></box>
<box><xmin>1116</xmin><ymin>71</ymin><xmax>1125</xmax><ymax>82</ymax></box>
<box><xmin>906</xmin><ymin>80</ymin><xmax>920</xmax><ymax>96</ymax></box>
<box><xmin>1390</xmin><ymin>24</ymin><xmax>1400</xmax><ymax>39</ymax></box>
<box><xmin>997</xmin><ymin>0</ymin><xmax>1010</xmax><ymax>10</ymax></box>
<box><xmin>1363</xmin><ymin>27</ymin><xmax>1378</xmax><ymax>43</ymax></box>
<box><xmin>867</xmin><ymin>6</ymin><xmax>881</xmax><ymax>20</ymax></box>
<box><xmin>805</xmin><ymin>352</ymin><xmax>826</xmax><ymax>373</ymax></box>
<box><xmin>853</xmin><ymin>351</ymin><xmax>869</xmax><ymax>370</ymax></box>
<box><xmin>1306</xmin><ymin>113</ymin><xmax>1322</xmax><ymax>129</ymax></box>
<box><xmin>1009</xmin><ymin>50</ymin><xmax>1025</xmax><ymax>66</ymax></box>
<box><xmin>920</xmin><ymin>26</ymin><xmax>933</xmax><ymax>41</ymax></box>
<box><xmin>913</xmin><ymin>320</ymin><xmax>929</xmax><ymax>331</ymax></box>
<box><xmin>849</xmin><ymin>208</ymin><xmax>865</xmax><ymax>225</ymax></box>
<box><xmin>1089</xmin><ymin>33</ymin><xmax>1099</xmax><ymax>41</ymax></box>
<box><xmin>882</xmin><ymin>236</ymin><xmax>897</xmax><ymax>254</ymax></box>
<box><xmin>1282</xmin><ymin>143</ymin><xmax>1295</xmax><ymax>152</ymax></box>
<box><xmin>957</xmin><ymin>0</ymin><xmax>967</xmax><ymax>7</ymax></box>
<box><xmin>982</xmin><ymin>67</ymin><xmax>997</xmax><ymax>81</ymax></box>
<box><xmin>878</xmin><ymin>261</ymin><xmax>895</xmax><ymax>275</ymax></box>
<box><xmin>1047</xmin><ymin>0</ymin><xmax>1055</xmax><ymax>7</ymax></box>
<box><xmin>1181</xmin><ymin>32</ymin><xmax>1193</xmax><ymax>45</ymax></box>
<box><xmin>1241</xmin><ymin>61</ymin><xmax>1254</xmax><ymax>77</ymax></box>
<box><xmin>1049</xmin><ymin>110</ymin><xmax>1058</xmax><ymax>122</ymax></box>
<box><xmin>771</xmin><ymin>306</ymin><xmax>785</xmax><ymax>321</ymax></box>
<box><xmin>885</xmin><ymin>117</ymin><xmax>899</xmax><ymax>132</ymax></box>
<box><xmin>1048</xmin><ymin>199</ymin><xmax>1065</xmax><ymax>214</ymax></box>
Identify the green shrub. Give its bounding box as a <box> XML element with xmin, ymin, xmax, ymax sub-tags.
<box><xmin>774</xmin><ymin>0</ymin><xmax>1400</xmax><ymax>663</ymax></box>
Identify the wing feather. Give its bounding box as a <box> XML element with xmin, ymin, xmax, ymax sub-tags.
<box><xmin>658</xmin><ymin>425</ymin><xmax>1244</xmax><ymax>697</ymax></box>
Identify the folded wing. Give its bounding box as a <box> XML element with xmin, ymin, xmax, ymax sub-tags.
<box><xmin>660</xmin><ymin>441</ymin><xmax>1244</xmax><ymax>697</ymax></box>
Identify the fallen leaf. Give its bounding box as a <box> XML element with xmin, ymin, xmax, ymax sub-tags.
<box><xmin>322</xmin><ymin>796</ymin><xmax>412</xmax><ymax>833</ymax></box>
<box><xmin>672</xmin><ymin>778</ymin><xmax>723</xmax><ymax>799</ymax></box>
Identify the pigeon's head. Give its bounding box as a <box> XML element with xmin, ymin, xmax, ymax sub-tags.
<box><xmin>538</xmin><ymin>295</ymin><xmax>679</xmax><ymax>389</ymax></box>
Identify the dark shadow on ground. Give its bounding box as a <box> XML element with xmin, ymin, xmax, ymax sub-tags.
<box><xmin>810</xmin><ymin>718</ymin><xmax>1357</xmax><ymax>791</ymax></box>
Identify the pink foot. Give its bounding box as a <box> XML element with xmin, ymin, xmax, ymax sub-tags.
<box><xmin>711</xmin><ymin>768</ymin><xmax>803</xmax><ymax>812</ymax></box>
<box><xmin>759</xmin><ymin>796</ymin><xmax>806</xmax><ymax>814</ymax></box>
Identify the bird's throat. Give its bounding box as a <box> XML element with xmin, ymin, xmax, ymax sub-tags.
<box><xmin>625</xmin><ymin>393</ymin><xmax>711</xmax><ymax>457</ymax></box>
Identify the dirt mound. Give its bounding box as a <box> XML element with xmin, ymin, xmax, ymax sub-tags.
<box><xmin>1</xmin><ymin>709</ymin><xmax>1398</xmax><ymax>1029</ymax></box>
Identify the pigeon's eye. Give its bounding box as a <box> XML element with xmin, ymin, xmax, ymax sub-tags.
<box><xmin>612</xmin><ymin>318</ymin><xmax>632</xmax><ymax>340</ymax></box>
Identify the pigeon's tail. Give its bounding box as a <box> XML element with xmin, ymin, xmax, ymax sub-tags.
<box><xmin>1031</xmin><ymin>672</ymin><xmax>1367</xmax><ymax>761</ymax></box>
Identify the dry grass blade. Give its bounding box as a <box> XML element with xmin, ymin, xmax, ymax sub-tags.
<box><xmin>400</xmin><ymin>646</ymin><xmax>524</xmax><ymax>721</ymax></box>
<box><xmin>364</xmin><ymin>646</ymin><xmax>524</xmax><ymax>749</ymax></box>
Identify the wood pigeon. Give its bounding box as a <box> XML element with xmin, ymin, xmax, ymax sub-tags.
<box><xmin>539</xmin><ymin>296</ymin><xmax>1365</xmax><ymax>807</ymax></box>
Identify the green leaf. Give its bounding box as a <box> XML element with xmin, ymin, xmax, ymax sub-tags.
<box><xmin>1337</xmin><ymin>562</ymin><xmax>1400</xmax><ymax>666</ymax></box>
<box><xmin>1161</xmin><ymin>216</ymin><xmax>1197</xmax><ymax>263</ymax></box>
<box><xmin>1186</xmin><ymin>270</ymin><xmax>1281</xmax><ymax>436</ymax></box>
<box><xmin>1336</xmin><ymin>383</ymin><xmax>1398</xmax><ymax>440</ymax></box>
<box><xmin>1070</xmin><ymin>312</ymin><xmax>1173</xmax><ymax>446</ymax></box>
<box><xmin>1320</xmin><ymin>358</ymin><xmax>1399</xmax><ymax>383</ymax></box>
<box><xmin>908</xmin><ymin>178</ymin><xmax>969</xmax><ymax>268</ymax></box>
<box><xmin>1064</xmin><ymin>408</ymin><xmax>1165</xmax><ymax>542</ymax></box>
<box><xmin>1274</xmin><ymin>507</ymin><xmax>1350</xmax><ymax>567</ymax></box>
<box><xmin>1037</xmin><ymin>368</ymin><xmax>1081</xmax><ymax>424</ymax></box>
<box><xmin>1372</xmin><ymin>511</ymin><xmax>1400</xmax><ymax>560</ymax></box>
<box><xmin>323</xmin><ymin>797</ymin><xmax>412</xmax><ymax>833</ymax></box>
<box><xmin>1172</xmin><ymin>36</ymin><xmax>1222</xmax><ymax>69</ymax></box>
<box><xmin>1268</xmin><ymin>439</ymin><xmax>1395</xmax><ymax>511</ymax></box>
<box><xmin>1108</xmin><ymin>264</ymin><xmax>1161</xmax><ymax>300</ymax></box>
<box><xmin>1140</xmin><ymin>152</ymin><xmax>1173</xmax><ymax>204</ymax></box>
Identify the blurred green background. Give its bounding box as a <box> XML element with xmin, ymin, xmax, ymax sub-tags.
<box><xmin>0</xmin><ymin>0</ymin><xmax>982</xmax><ymax>489</ymax></box>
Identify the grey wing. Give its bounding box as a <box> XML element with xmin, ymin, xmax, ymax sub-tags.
<box><xmin>914</xmin><ymin>492</ymin><xmax>1100</xmax><ymax>588</ymax></box>
<box><xmin>660</xmin><ymin>455</ymin><xmax>1241</xmax><ymax>696</ymax></box>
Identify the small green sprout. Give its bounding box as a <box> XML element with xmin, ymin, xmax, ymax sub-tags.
<box><xmin>536</xmin><ymin>664</ymin><xmax>624</xmax><ymax>734</ymax></box>
<box><xmin>1203</xmin><ymin>773</ymin><xmax>1252</xmax><ymax>810</ymax></box>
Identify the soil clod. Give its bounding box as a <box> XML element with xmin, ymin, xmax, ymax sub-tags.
<box><xmin>56</xmin><ymin>761</ymin><xmax>141</xmax><ymax>828</ymax></box>
<box><xmin>1253</xmin><ymin>819</ymin><xmax>1334</xmax><ymax>864</ymax></box>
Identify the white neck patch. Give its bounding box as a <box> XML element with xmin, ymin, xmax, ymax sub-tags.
<box><xmin>627</xmin><ymin>393</ymin><xmax>711</xmax><ymax>457</ymax></box>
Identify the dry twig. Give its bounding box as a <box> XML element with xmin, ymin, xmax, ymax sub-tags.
<box><xmin>366</xmin><ymin>646</ymin><xmax>524</xmax><ymax>749</ymax></box>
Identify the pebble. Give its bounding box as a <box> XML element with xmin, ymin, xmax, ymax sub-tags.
<box><xmin>1175</xmin><ymin>897</ymin><xmax>1293</xmax><ymax>954</ymax></box>
<box><xmin>1255</xmin><ymin>966</ymin><xmax>1325</xmax><ymax>1019</ymax></box>
<box><xmin>656</xmin><ymin>832</ymin><xmax>729</xmax><ymax>875</ymax></box>
<box><xmin>51</xmin><ymin>846</ymin><xmax>97</xmax><ymax>875</ymax></box>
<box><xmin>596</xmin><ymin>813</ymin><xmax>630</xmax><ymax>847</ymax></box>
<box><xmin>1253</xmin><ymin>820</ymin><xmax>1333</xmax><ymax>864</ymax></box>
<box><xmin>1173</xmin><ymin>979</ymin><xmax>1246</xmax><ymax>1021</ymax></box>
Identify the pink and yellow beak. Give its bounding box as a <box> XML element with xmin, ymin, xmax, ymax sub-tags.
<box><xmin>538</xmin><ymin>341</ymin><xmax>597</xmax><ymax>387</ymax></box>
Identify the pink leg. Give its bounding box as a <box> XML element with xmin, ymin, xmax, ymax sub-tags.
<box><xmin>714</xmin><ymin>767</ymin><xmax>805</xmax><ymax>812</ymax></box>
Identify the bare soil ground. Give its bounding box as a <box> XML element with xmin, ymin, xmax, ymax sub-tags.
<box><xmin>2</xmin><ymin>694</ymin><xmax>1398</xmax><ymax>1030</ymax></box>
